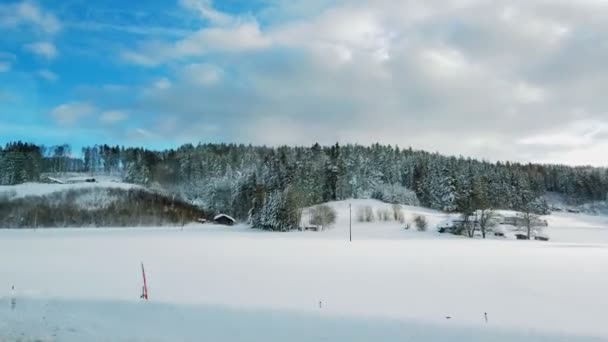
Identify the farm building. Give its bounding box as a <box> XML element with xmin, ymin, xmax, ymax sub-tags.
<box><xmin>40</xmin><ymin>176</ymin><xmax>64</xmax><ymax>184</ymax></box>
<box><xmin>214</xmin><ymin>214</ymin><xmax>236</xmax><ymax>226</ymax></box>
<box><xmin>502</xmin><ymin>216</ymin><xmax>548</xmax><ymax>227</ymax></box>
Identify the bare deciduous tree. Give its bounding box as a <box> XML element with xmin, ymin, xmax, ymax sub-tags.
<box><xmin>413</xmin><ymin>215</ymin><xmax>428</xmax><ymax>231</ymax></box>
<box><xmin>357</xmin><ymin>205</ymin><xmax>375</xmax><ymax>222</ymax></box>
<box><xmin>391</xmin><ymin>204</ymin><xmax>404</xmax><ymax>223</ymax></box>
<box><xmin>310</xmin><ymin>204</ymin><xmax>337</xmax><ymax>230</ymax></box>
<box><xmin>478</xmin><ymin>208</ymin><xmax>496</xmax><ymax>239</ymax></box>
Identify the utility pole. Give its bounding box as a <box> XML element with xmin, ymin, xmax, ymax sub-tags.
<box><xmin>349</xmin><ymin>203</ymin><xmax>352</xmax><ymax>242</ymax></box>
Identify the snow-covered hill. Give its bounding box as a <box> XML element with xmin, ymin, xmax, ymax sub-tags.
<box><xmin>302</xmin><ymin>199</ymin><xmax>458</xmax><ymax>240</ymax></box>
<box><xmin>303</xmin><ymin>199</ymin><xmax>608</xmax><ymax>244</ymax></box>
<box><xmin>0</xmin><ymin>180</ymin><xmax>139</xmax><ymax>200</ymax></box>
<box><xmin>1</xmin><ymin>200</ymin><xmax>608</xmax><ymax>341</ymax></box>
<box><xmin>0</xmin><ymin>181</ymin><xmax>201</xmax><ymax>228</ymax></box>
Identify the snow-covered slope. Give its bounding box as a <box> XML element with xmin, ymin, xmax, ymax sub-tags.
<box><xmin>303</xmin><ymin>199</ymin><xmax>458</xmax><ymax>240</ymax></box>
<box><xmin>545</xmin><ymin>191</ymin><xmax>608</xmax><ymax>215</ymax></box>
<box><xmin>2</xmin><ymin>201</ymin><xmax>608</xmax><ymax>341</ymax></box>
<box><xmin>0</xmin><ymin>181</ymin><xmax>139</xmax><ymax>200</ymax></box>
<box><xmin>310</xmin><ymin>199</ymin><xmax>608</xmax><ymax>244</ymax></box>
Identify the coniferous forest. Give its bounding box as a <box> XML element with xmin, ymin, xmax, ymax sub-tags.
<box><xmin>1</xmin><ymin>141</ymin><xmax>607</xmax><ymax>230</ymax></box>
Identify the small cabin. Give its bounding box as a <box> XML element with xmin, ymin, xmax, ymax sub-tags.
<box><xmin>40</xmin><ymin>176</ymin><xmax>64</xmax><ymax>184</ymax></box>
<box><xmin>214</xmin><ymin>214</ymin><xmax>236</xmax><ymax>226</ymax></box>
<box><xmin>502</xmin><ymin>216</ymin><xmax>548</xmax><ymax>227</ymax></box>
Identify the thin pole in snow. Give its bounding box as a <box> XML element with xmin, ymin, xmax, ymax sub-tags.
<box><xmin>349</xmin><ymin>203</ymin><xmax>352</xmax><ymax>242</ymax></box>
<box><xmin>10</xmin><ymin>285</ymin><xmax>16</xmax><ymax>310</ymax></box>
<box><xmin>141</xmin><ymin>262</ymin><xmax>149</xmax><ymax>301</ymax></box>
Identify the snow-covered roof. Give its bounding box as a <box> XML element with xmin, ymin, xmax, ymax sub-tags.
<box><xmin>213</xmin><ymin>214</ymin><xmax>236</xmax><ymax>222</ymax></box>
<box><xmin>43</xmin><ymin>176</ymin><xmax>65</xmax><ymax>184</ymax></box>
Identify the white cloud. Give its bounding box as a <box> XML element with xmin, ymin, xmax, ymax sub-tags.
<box><xmin>124</xmin><ymin>21</ymin><xmax>270</xmax><ymax>66</ymax></box>
<box><xmin>38</xmin><ymin>69</ymin><xmax>58</xmax><ymax>81</ymax></box>
<box><xmin>179</xmin><ymin>0</ymin><xmax>233</xmax><ymax>25</ymax></box>
<box><xmin>420</xmin><ymin>47</ymin><xmax>475</xmax><ymax>78</ymax></box>
<box><xmin>100</xmin><ymin>110</ymin><xmax>129</xmax><ymax>124</ymax></box>
<box><xmin>179</xmin><ymin>63</ymin><xmax>222</xmax><ymax>85</ymax></box>
<box><xmin>64</xmin><ymin>21</ymin><xmax>189</xmax><ymax>37</ymax></box>
<box><xmin>514</xmin><ymin>82</ymin><xmax>546</xmax><ymax>104</ymax></box>
<box><xmin>108</xmin><ymin>0</ymin><xmax>608</xmax><ymax>165</ymax></box>
<box><xmin>0</xmin><ymin>1</ymin><xmax>61</xmax><ymax>34</ymax></box>
<box><xmin>518</xmin><ymin>120</ymin><xmax>608</xmax><ymax>148</ymax></box>
<box><xmin>154</xmin><ymin>78</ymin><xmax>172</xmax><ymax>90</ymax></box>
<box><xmin>129</xmin><ymin>128</ymin><xmax>157</xmax><ymax>140</ymax></box>
<box><xmin>500</xmin><ymin>6</ymin><xmax>570</xmax><ymax>45</ymax></box>
<box><xmin>121</xmin><ymin>51</ymin><xmax>158</xmax><ymax>67</ymax></box>
<box><xmin>180</xmin><ymin>22</ymin><xmax>270</xmax><ymax>52</ymax></box>
<box><xmin>0</xmin><ymin>61</ymin><xmax>10</xmax><ymax>72</ymax></box>
<box><xmin>24</xmin><ymin>41</ymin><xmax>58</xmax><ymax>59</ymax></box>
<box><xmin>272</xmin><ymin>5</ymin><xmax>394</xmax><ymax>64</ymax></box>
<box><xmin>50</xmin><ymin>102</ymin><xmax>96</xmax><ymax>125</ymax></box>
<box><xmin>123</xmin><ymin>1</ymin><xmax>271</xmax><ymax>67</ymax></box>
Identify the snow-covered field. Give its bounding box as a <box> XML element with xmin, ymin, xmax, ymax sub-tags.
<box><xmin>1</xmin><ymin>199</ymin><xmax>608</xmax><ymax>341</ymax></box>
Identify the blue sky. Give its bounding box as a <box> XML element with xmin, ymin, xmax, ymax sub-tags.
<box><xmin>1</xmin><ymin>0</ymin><xmax>608</xmax><ymax>165</ymax></box>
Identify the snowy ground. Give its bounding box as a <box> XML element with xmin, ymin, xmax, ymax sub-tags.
<box><xmin>2</xmin><ymin>199</ymin><xmax>608</xmax><ymax>341</ymax></box>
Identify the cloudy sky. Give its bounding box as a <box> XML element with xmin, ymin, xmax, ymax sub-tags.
<box><xmin>1</xmin><ymin>0</ymin><xmax>607</xmax><ymax>166</ymax></box>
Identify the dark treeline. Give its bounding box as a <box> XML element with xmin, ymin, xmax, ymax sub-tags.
<box><xmin>1</xmin><ymin>141</ymin><xmax>607</xmax><ymax>230</ymax></box>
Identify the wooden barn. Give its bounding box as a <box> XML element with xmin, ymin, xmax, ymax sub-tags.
<box><xmin>214</xmin><ymin>214</ymin><xmax>236</xmax><ymax>226</ymax></box>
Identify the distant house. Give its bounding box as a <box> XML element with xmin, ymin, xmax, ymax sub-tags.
<box><xmin>65</xmin><ymin>177</ymin><xmax>96</xmax><ymax>184</ymax></box>
<box><xmin>502</xmin><ymin>216</ymin><xmax>521</xmax><ymax>226</ymax></box>
<box><xmin>40</xmin><ymin>176</ymin><xmax>64</xmax><ymax>184</ymax></box>
<box><xmin>214</xmin><ymin>214</ymin><xmax>236</xmax><ymax>226</ymax></box>
<box><xmin>502</xmin><ymin>216</ymin><xmax>548</xmax><ymax>227</ymax></box>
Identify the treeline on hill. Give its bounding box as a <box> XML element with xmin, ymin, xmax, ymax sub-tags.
<box><xmin>0</xmin><ymin>142</ymin><xmax>84</xmax><ymax>185</ymax></box>
<box><xmin>0</xmin><ymin>187</ymin><xmax>204</xmax><ymax>228</ymax></box>
<box><xmin>2</xmin><ymin>141</ymin><xmax>608</xmax><ymax>230</ymax></box>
